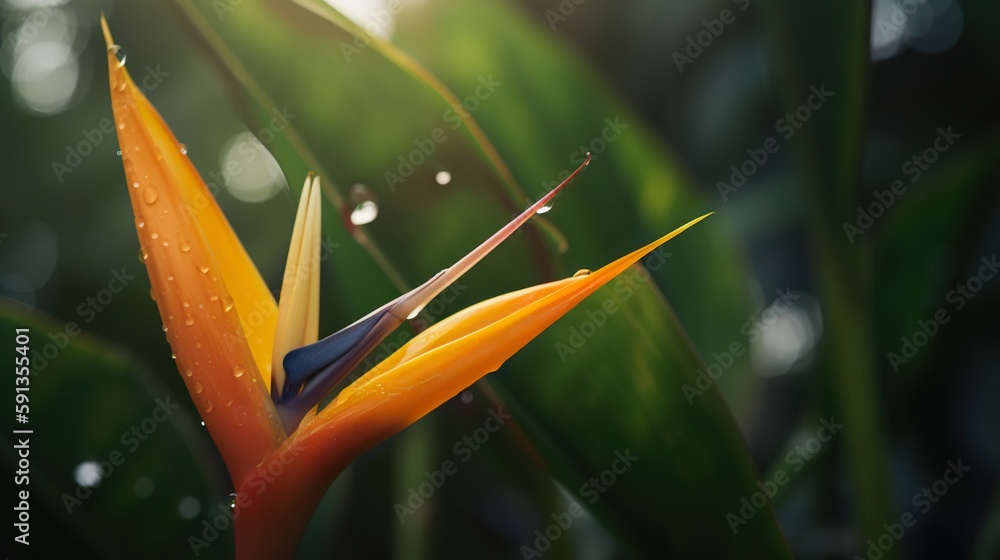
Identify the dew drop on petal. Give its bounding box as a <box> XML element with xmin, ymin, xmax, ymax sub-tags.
<box><xmin>167</xmin><ymin>275</ymin><xmax>175</xmax><ymax>282</ymax></box>
<box><xmin>205</xmin><ymin>401</ymin><xmax>213</xmax><ymax>413</ymax></box>
<box><xmin>573</xmin><ymin>269</ymin><xmax>591</xmax><ymax>277</ymax></box>
<box><xmin>198</xmin><ymin>264</ymin><xmax>210</xmax><ymax>274</ymax></box>
<box><xmin>179</xmin><ymin>241</ymin><xmax>192</xmax><ymax>253</ymax></box>
<box><xmin>151</xmin><ymin>232</ymin><xmax>160</xmax><ymax>240</ymax></box>
<box><xmin>108</xmin><ymin>44</ymin><xmax>126</xmax><ymax>67</ymax></box>
<box><xmin>222</xmin><ymin>297</ymin><xmax>235</xmax><ymax>312</ymax></box>
<box><xmin>536</xmin><ymin>199</ymin><xmax>554</xmax><ymax>214</ymax></box>
<box><xmin>194</xmin><ymin>382</ymin><xmax>203</xmax><ymax>394</ymax></box>
<box><xmin>232</xmin><ymin>365</ymin><xmax>245</xmax><ymax>378</ymax></box>
<box><xmin>185</xmin><ymin>368</ymin><xmax>193</xmax><ymax>378</ymax></box>
<box><xmin>184</xmin><ymin>316</ymin><xmax>195</xmax><ymax>326</ymax></box>
<box><xmin>143</xmin><ymin>186</ymin><xmax>159</xmax><ymax>204</ymax></box>
<box><xmin>179</xmin><ymin>143</ymin><xmax>188</xmax><ymax>155</ymax></box>
<box><xmin>162</xmin><ymin>324</ymin><xmax>169</xmax><ymax>332</ymax></box>
<box><xmin>135</xmin><ymin>215</ymin><xmax>145</xmax><ymax>228</ymax></box>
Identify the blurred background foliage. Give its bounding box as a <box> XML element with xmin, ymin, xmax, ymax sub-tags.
<box><xmin>1</xmin><ymin>0</ymin><xmax>998</xmax><ymax>558</ymax></box>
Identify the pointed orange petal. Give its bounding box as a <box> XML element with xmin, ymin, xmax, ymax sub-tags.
<box><xmin>101</xmin><ymin>19</ymin><xmax>278</xmax><ymax>389</ymax></box>
<box><xmin>296</xmin><ymin>213</ymin><xmax>712</xmax><ymax>463</ymax></box>
<box><xmin>103</xmin><ymin>17</ymin><xmax>283</xmax><ymax>481</ymax></box>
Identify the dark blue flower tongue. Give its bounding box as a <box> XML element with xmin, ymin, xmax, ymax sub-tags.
<box><xmin>275</xmin><ymin>155</ymin><xmax>591</xmax><ymax>432</ymax></box>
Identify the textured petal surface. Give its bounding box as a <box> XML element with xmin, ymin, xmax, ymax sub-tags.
<box><xmin>103</xmin><ymin>17</ymin><xmax>283</xmax><ymax>480</ymax></box>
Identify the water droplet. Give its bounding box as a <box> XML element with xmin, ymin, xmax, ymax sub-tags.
<box><xmin>179</xmin><ymin>143</ymin><xmax>188</xmax><ymax>155</ymax></box>
<box><xmin>132</xmin><ymin>181</ymin><xmax>139</xmax><ymax>188</ymax></box>
<box><xmin>185</xmin><ymin>368</ymin><xmax>193</xmax><ymax>378</ymax></box>
<box><xmin>350</xmin><ymin>201</ymin><xmax>378</xmax><ymax>225</ymax></box>
<box><xmin>138</xmin><ymin>247</ymin><xmax>148</xmax><ymax>262</ymax></box>
<box><xmin>536</xmin><ymin>199</ymin><xmax>554</xmax><ymax>214</ymax></box>
<box><xmin>184</xmin><ymin>316</ymin><xmax>195</xmax><ymax>326</ymax></box>
<box><xmin>143</xmin><ymin>186</ymin><xmax>159</xmax><ymax>204</ymax></box>
<box><xmin>154</xmin><ymin>148</ymin><xmax>164</xmax><ymax>161</ymax></box>
<box><xmin>162</xmin><ymin>324</ymin><xmax>169</xmax><ymax>332</ymax></box>
<box><xmin>150</xmin><ymin>288</ymin><xmax>156</xmax><ymax>301</ymax></box>
<box><xmin>193</xmin><ymin>382</ymin><xmax>203</xmax><ymax>394</ymax></box>
<box><xmin>117</xmin><ymin>150</ymin><xmax>122</xmax><ymax>156</ymax></box>
<box><xmin>151</xmin><ymin>232</ymin><xmax>160</xmax><ymax>240</ymax></box>
<box><xmin>179</xmin><ymin>241</ymin><xmax>192</xmax><ymax>253</ymax></box>
<box><xmin>205</xmin><ymin>401</ymin><xmax>214</xmax><ymax>413</ymax></box>
<box><xmin>167</xmin><ymin>275</ymin><xmax>175</xmax><ymax>281</ymax></box>
<box><xmin>183</xmin><ymin>301</ymin><xmax>190</xmax><ymax>308</ymax></box>
<box><xmin>232</xmin><ymin>366</ymin><xmax>245</xmax><ymax>378</ymax></box>
<box><xmin>116</xmin><ymin>80</ymin><xmax>126</xmax><ymax>92</ymax></box>
<box><xmin>200</xmin><ymin>421</ymin><xmax>205</xmax><ymax>427</ymax></box>
<box><xmin>222</xmin><ymin>297</ymin><xmax>235</xmax><ymax>312</ymax></box>
<box><xmin>348</xmin><ymin>184</ymin><xmax>379</xmax><ymax>225</ymax></box>
<box><xmin>573</xmin><ymin>269</ymin><xmax>591</xmax><ymax>277</ymax></box>
<box><xmin>209</xmin><ymin>293</ymin><xmax>219</xmax><ymax>302</ymax></box>
<box><xmin>135</xmin><ymin>215</ymin><xmax>145</xmax><ymax>228</ymax></box>
<box><xmin>198</xmin><ymin>264</ymin><xmax>210</xmax><ymax>274</ymax></box>
<box><xmin>435</xmin><ymin>171</ymin><xmax>452</xmax><ymax>185</ymax></box>
<box><xmin>162</xmin><ymin>240</ymin><xmax>169</xmax><ymax>247</ymax></box>
<box><xmin>170</xmin><ymin>352</ymin><xmax>176</xmax><ymax>360</ymax></box>
<box><xmin>108</xmin><ymin>44</ymin><xmax>126</xmax><ymax>67</ymax></box>
<box><xmin>118</xmin><ymin>123</ymin><xmax>126</xmax><ymax>130</ymax></box>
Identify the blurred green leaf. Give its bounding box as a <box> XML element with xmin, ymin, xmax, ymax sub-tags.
<box><xmin>758</xmin><ymin>0</ymin><xmax>894</xmax><ymax>553</ymax></box>
<box><xmin>0</xmin><ymin>301</ymin><xmax>228</xmax><ymax>559</ymax></box>
<box><xmin>874</xmin><ymin>134</ymin><xmax>1000</xmax><ymax>385</ymax></box>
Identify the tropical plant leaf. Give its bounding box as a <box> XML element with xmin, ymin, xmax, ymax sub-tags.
<box><xmin>0</xmin><ymin>301</ymin><xmax>228</xmax><ymax>558</ymax></box>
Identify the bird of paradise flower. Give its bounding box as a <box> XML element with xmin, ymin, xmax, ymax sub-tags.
<box><xmin>101</xmin><ymin>15</ymin><xmax>709</xmax><ymax>559</ymax></box>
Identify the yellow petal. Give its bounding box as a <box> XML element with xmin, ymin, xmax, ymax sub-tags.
<box><xmin>272</xmin><ymin>175</ymin><xmax>322</xmax><ymax>398</ymax></box>
<box><xmin>102</xmin><ymin>16</ymin><xmax>283</xmax><ymax>480</ymax></box>
<box><xmin>297</xmin><ymin>214</ymin><xmax>712</xmax><ymax>453</ymax></box>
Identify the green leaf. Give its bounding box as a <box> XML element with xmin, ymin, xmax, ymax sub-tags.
<box><xmin>0</xmin><ymin>301</ymin><xmax>228</xmax><ymax>558</ymax></box>
<box><xmin>758</xmin><ymin>0</ymin><xmax>894</xmax><ymax>553</ymax></box>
